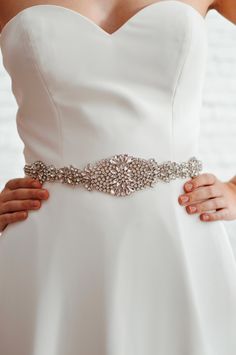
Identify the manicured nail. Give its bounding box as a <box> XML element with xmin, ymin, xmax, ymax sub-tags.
<box><xmin>39</xmin><ymin>190</ymin><xmax>48</xmax><ymax>198</ymax></box>
<box><xmin>203</xmin><ymin>214</ymin><xmax>209</xmax><ymax>220</ymax></box>
<box><xmin>180</xmin><ymin>195</ymin><xmax>189</xmax><ymax>203</ymax></box>
<box><xmin>189</xmin><ymin>206</ymin><xmax>196</xmax><ymax>212</ymax></box>
<box><xmin>185</xmin><ymin>183</ymin><xmax>193</xmax><ymax>191</ymax></box>
<box><xmin>32</xmin><ymin>181</ymin><xmax>41</xmax><ymax>188</ymax></box>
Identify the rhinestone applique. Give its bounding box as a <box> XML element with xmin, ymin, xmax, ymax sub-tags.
<box><xmin>24</xmin><ymin>154</ymin><xmax>203</xmax><ymax>197</ymax></box>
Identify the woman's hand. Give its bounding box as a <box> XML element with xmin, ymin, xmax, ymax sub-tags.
<box><xmin>0</xmin><ymin>177</ymin><xmax>49</xmax><ymax>233</ymax></box>
<box><xmin>178</xmin><ymin>173</ymin><xmax>236</xmax><ymax>222</ymax></box>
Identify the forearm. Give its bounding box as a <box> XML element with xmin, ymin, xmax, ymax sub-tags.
<box><xmin>228</xmin><ymin>175</ymin><xmax>236</xmax><ymax>187</ymax></box>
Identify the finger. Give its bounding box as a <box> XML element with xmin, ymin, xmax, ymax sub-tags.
<box><xmin>0</xmin><ymin>210</ymin><xmax>28</xmax><ymax>229</ymax></box>
<box><xmin>199</xmin><ymin>208</ymin><xmax>229</xmax><ymax>222</ymax></box>
<box><xmin>186</xmin><ymin>197</ymin><xmax>227</xmax><ymax>214</ymax></box>
<box><xmin>178</xmin><ymin>184</ymin><xmax>222</xmax><ymax>206</ymax></box>
<box><xmin>4</xmin><ymin>177</ymin><xmax>42</xmax><ymax>190</ymax></box>
<box><xmin>183</xmin><ymin>173</ymin><xmax>217</xmax><ymax>192</ymax></box>
<box><xmin>1</xmin><ymin>188</ymin><xmax>49</xmax><ymax>203</ymax></box>
<box><xmin>0</xmin><ymin>199</ymin><xmax>41</xmax><ymax>214</ymax></box>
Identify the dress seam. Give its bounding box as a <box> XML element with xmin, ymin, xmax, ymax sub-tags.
<box><xmin>170</xmin><ymin>9</ymin><xmax>193</xmax><ymax>161</ymax></box>
<box><xmin>21</xmin><ymin>13</ymin><xmax>63</xmax><ymax>163</ymax></box>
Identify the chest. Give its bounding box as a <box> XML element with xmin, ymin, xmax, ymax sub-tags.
<box><xmin>0</xmin><ymin>0</ymin><xmax>207</xmax><ymax>35</ymax></box>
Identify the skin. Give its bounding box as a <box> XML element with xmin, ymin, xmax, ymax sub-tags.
<box><xmin>0</xmin><ymin>0</ymin><xmax>236</xmax><ymax>232</ymax></box>
<box><xmin>0</xmin><ymin>178</ymin><xmax>49</xmax><ymax>232</ymax></box>
<box><xmin>1</xmin><ymin>0</ymin><xmax>236</xmax><ymax>33</ymax></box>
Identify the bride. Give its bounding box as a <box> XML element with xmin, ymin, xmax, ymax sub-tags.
<box><xmin>0</xmin><ymin>1</ymin><xmax>236</xmax><ymax>355</ymax></box>
<box><xmin>1</xmin><ymin>1</ymin><xmax>236</xmax><ymax>231</ymax></box>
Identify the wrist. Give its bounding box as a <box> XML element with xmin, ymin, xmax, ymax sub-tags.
<box><xmin>228</xmin><ymin>175</ymin><xmax>236</xmax><ymax>187</ymax></box>
<box><xmin>225</xmin><ymin>177</ymin><xmax>236</xmax><ymax>196</ymax></box>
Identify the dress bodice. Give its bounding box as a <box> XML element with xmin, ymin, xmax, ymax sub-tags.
<box><xmin>0</xmin><ymin>1</ymin><xmax>208</xmax><ymax>166</ymax></box>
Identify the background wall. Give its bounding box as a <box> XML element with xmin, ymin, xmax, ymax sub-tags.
<box><xmin>0</xmin><ymin>9</ymin><xmax>236</xmax><ymax>248</ymax></box>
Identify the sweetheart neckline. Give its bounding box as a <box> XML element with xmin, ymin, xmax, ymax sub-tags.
<box><xmin>0</xmin><ymin>0</ymin><xmax>206</xmax><ymax>39</ymax></box>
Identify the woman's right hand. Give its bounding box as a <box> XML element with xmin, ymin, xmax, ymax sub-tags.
<box><xmin>0</xmin><ymin>177</ymin><xmax>49</xmax><ymax>233</ymax></box>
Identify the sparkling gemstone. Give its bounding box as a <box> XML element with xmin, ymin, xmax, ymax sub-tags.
<box><xmin>23</xmin><ymin>155</ymin><xmax>202</xmax><ymax>196</ymax></box>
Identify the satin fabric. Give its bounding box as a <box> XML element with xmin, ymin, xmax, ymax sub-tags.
<box><xmin>0</xmin><ymin>1</ymin><xmax>236</xmax><ymax>354</ymax></box>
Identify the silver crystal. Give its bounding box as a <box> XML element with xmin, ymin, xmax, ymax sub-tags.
<box><xmin>23</xmin><ymin>154</ymin><xmax>202</xmax><ymax>197</ymax></box>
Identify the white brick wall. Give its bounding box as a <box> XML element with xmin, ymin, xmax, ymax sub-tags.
<box><xmin>0</xmin><ymin>9</ymin><xmax>236</xmax><ymax>246</ymax></box>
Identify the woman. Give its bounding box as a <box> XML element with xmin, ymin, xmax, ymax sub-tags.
<box><xmin>0</xmin><ymin>0</ymin><xmax>236</xmax><ymax>354</ymax></box>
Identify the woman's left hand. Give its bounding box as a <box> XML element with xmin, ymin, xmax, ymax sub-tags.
<box><xmin>178</xmin><ymin>173</ymin><xmax>236</xmax><ymax>222</ymax></box>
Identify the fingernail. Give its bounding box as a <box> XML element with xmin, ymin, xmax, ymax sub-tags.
<box><xmin>189</xmin><ymin>206</ymin><xmax>196</xmax><ymax>212</ymax></box>
<box><xmin>39</xmin><ymin>190</ymin><xmax>48</xmax><ymax>198</ymax></box>
<box><xmin>185</xmin><ymin>183</ymin><xmax>193</xmax><ymax>191</ymax></box>
<box><xmin>180</xmin><ymin>195</ymin><xmax>189</xmax><ymax>203</ymax></box>
<box><xmin>203</xmin><ymin>214</ymin><xmax>209</xmax><ymax>220</ymax></box>
<box><xmin>32</xmin><ymin>181</ymin><xmax>41</xmax><ymax>188</ymax></box>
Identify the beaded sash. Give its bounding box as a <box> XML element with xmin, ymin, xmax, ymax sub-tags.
<box><xmin>23</xmin><ymin>154</ymin><xmax>203</xmax><ymax>197</ymax></box>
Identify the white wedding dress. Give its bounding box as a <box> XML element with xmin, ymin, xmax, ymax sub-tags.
<box><xmin>0</xmin><ymin>1</ymin><xmax>236</xmax><ymax>354</ymax></box>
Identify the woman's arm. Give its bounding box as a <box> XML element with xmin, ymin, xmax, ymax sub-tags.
<box><xmin>213</xmin><ymin>0</ymin><xmax>236</xmax><ymax>25</ymax></box>
<box><xmin>228</xmin><ymin>175</ymin><xmax>236</xmax><ymax>186</ymax></box>
<box><xmin>0</xmin><ymin>178</ymin><xmax>49</xmax><ymax>233</ymax></box>
<box><xmin>178</xmin><ymin>173</ymin><xmax>236</xmax><ymax>222</ymax></box>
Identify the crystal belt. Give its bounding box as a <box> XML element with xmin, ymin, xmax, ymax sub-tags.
<box><xmin>23</xmin><ymin>154</ymin><xmax>203</xmax><ymax>197</ymax></box>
